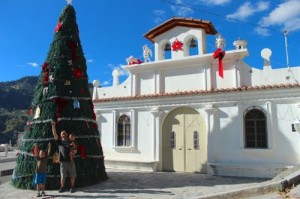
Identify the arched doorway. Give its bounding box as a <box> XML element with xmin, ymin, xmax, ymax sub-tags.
<box><xmin>162</xmin><ymin>107</ymin><xmax>207</xmax><ymax>173</ymax></box>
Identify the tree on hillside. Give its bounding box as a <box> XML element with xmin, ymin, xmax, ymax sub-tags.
<box><xmin>12</xmin><ymin>4</ymin><xmax>108</xmax><ymax>189</ymax></box>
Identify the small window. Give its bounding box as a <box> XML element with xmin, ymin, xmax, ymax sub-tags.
<box><xmin>193</xmin><ymin>131</ymin><xmax>199</xmax><ymax>149</ymax></box>
<box><xmin>244</xmin><ymin>108</ymin><xmax>267</xmax><ymax>148</ymax></box>
<box><xmin>117</xmin><ymin>115</ymin><xmax>131</xmax><ymax>147</ymax></box>
<box><xmin>170</xmin><ymin>131</ymin><xmax>176</xmax><ymax>149</ymax></box>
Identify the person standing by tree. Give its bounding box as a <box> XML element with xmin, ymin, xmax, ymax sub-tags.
<box><xmin>34</xmin><ymin>142</ymin><xmax>51</xmax><ymax>197</ymax></box>
<box><xmin>51</xmin><ymin>122</ymin><xmax>76</xmax><ymax>193</ymax></box>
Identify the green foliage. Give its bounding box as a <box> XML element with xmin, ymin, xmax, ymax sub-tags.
<box><xmin>12</xmin><ymin>5</ymin><xmax>107</xmax><ymax>190</ymax></box>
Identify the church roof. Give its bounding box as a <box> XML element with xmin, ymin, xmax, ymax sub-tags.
<box><xmin>144</xmin><ymin>17</ymin><xmax>218</xmax><ymax>42</ymax></box>
<box><xmin>93</xmin><ymin>83</ymin><xmax>300</xmax><ymax>103</ymax></box>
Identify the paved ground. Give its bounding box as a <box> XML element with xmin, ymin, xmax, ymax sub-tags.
<box><xmin>1</xmin><ymin>150</ymin><xmax>300</xmax><ymax>199</ymax></box>
<box><xmin>0</xmin><ymin>169</ymin><xmax>272</xmax><ymax>199</ymax></box>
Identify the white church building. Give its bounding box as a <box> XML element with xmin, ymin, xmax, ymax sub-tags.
<box><xmin>92</xmin><ymin>17</ymin><xmax>300</xmax><ymax>178</ymax></box>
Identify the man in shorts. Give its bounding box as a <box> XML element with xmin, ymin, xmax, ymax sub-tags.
<box><xmin>51</xmin><ymin>122</ymin><xmax>76</xmax><ymax>193</ymax></box>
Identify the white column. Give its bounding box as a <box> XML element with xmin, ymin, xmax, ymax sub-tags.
<box><xmin>266</xmin><ymin>101</ymin><xmax>274</xmax><ymax>149</ymax></box>
<box><xmin>151</xmin><ymin>108</ymin><xmax>162</xmax><ymax>162</ymax></box>
<box><xmin>95</xmin><ymin>110</ymin><xmax>102</xmax><ymax>138</ymax></box>
<box><xmin>155</xmin><ymin>71</ymin><xmax>161</xmax><ymax>94</ymax></box>
<box><xmin>130</xmin><ymin>109</ymin><xmax>136</xmax><ymax>148</ymax></box>
<box><xmin>234</xmin><ymin>60</ymin><xmax>239</xmax><ymax>88</ymax></box>
<box><xmin>204</xmin><ymin>106</ymin><xmax>218</xmax><ymax>164</ymax></box>
<box><xmin>112</xmin><ymin>110</ymin><xmax>117</xmax><ymax>146</ymax></box>
<box><xmin>131</xmin><ymin>74</ymin><xmax>137</xmax><ymax>96</ymax></box>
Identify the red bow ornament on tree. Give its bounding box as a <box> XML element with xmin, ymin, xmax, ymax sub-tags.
<box><xmin>73</xmin><ymin>68</ymin><xmax>84</xmax><ymax>79</ymax></box>
<box><xmin>77</xmin><ymin>145</ymin><xmax>87</xmax><ymax>159</ymax></box>
<box><xmin>68</xmin><ymin>41</ymin><xmax>78</xmax><ymax>61</ymax></box>
<box><xmin>213</xmin><ymin>48</ymin><xmax>226</xmax><ymax>78</ymax></box>
<box><xmin>54</xmin><ymin>21</ymin><xmax>63</xmax><ymax>33</ymax></box>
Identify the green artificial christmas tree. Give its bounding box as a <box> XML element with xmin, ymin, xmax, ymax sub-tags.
<box><xmin>12</xmin><ymin>3</ymin><xmax>108</xmax><ymax>190</ymax></box>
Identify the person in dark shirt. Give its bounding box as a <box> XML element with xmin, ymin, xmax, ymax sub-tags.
<box><xmin>51</xmin><ymin>122</ymin><xmax>76</xmax><ymax>193</ymax></box>
<box><xmin>34</xmin><ymin>142</ymin><xmax>51</xmax><ymax>197</ymax></box>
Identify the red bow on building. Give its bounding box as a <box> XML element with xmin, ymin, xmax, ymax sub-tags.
<box><xmin>213</xmin><ymin>48</ymin><xmax>226</xmax><ymax>78</ymax></box>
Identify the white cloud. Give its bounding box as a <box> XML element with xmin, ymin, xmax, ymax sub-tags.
<box><xmin>107</xmin><ymin>63</ymin><xmax>129</xmax><ymax>77</ymax></box>
<box><xmin>87</xmin><ymin>59</ymin><xmax>94</xmax><ymax>63</ymax></box>
<box><xmin>102</xmin><ymin>81</ymin><xmax>110</xmax><ymax>86</ymax></box>
<box><xmin>226</xmin><ymin>1</ymin><xmax>270</xmax><ymax>20</ymax></box>
<box><xmin>170</xmin><ymin>0</ymin><xmax>194</xmax><ymax>17</ymax></box>
<box><xmin>256</xmin><ymin>0</ymin><xmax>300</xmax><ymax>35</ymax></box>
<box><xmin>153</xmin><ymin>9</ymin><xmax>166</xmax><ymax>24</ymax></box>
<box><xmin>195</xmin><ymin>0</ymin><xmax>231</xmax><ymax>6</ymax></box>
<box><xmin>27</xmin><ymin>62</ymin><xmax>39</xmax><ymax>67</ymax></box>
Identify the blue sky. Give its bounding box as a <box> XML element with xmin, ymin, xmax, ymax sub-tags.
<box><xmin>0</xmin><ymin>0</ymin><xmax>299</xmax><ymax>86</ymax></box>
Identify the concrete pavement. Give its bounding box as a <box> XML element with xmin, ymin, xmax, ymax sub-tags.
<box><xmin>1</xmin><ymin>151</ymin><xmax>300</xmax><ymax>199</ymax></box>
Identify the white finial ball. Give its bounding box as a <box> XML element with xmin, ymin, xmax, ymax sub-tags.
<box><xmin>66</xmin><ymin>0</ymin><xmax>72</xmax><ymax>4</ymax></box>
<box><xmin>261</xmin><ymin>48</ymin><xmax>272</xmax><ymax>61</ymax></box>
<box><xmin>112</xmin><ymin>69</ymin><xmax>120</xmax><ymax>77</ymax></box>
<box><xmin>93</xmin><ymin>80</ymin><xmax>100</xmax><ymax>87</ymax></box>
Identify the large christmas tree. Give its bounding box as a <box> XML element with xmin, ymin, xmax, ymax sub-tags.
<box><xmin>12</xmin><ymin>3</ymin><xmax>108</xmax><ymax>189</ymax></box>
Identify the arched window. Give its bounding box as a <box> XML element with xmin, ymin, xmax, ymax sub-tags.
<box><xmin>117</xmin><ymin>115</ymin><xmax>131</xmax><ymax>146</ymax></box>
<box><xmin>244</xmin><ymin>108</ymin><xmax>267</xmax><ymax>148</ymax></box>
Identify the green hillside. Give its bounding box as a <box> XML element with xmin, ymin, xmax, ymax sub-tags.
<box><xmin>0</xmin><ymin>76</ymin><xmax>93</xmax><ymax>145</ymax></box>
<box><xmin>0</xmin><ymin>76</ymin><xmax>38</xmax><ymax>144</ymax></box>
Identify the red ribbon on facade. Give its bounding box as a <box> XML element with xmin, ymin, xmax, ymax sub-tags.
<box><xmin>129</xmin><ymin>59</ymin><xmax>143</xmax><ymax>65</ymax></box>
<box><xmin>213</xmin><ymin>48</ymin><xmax>226</xmax><ymax>78</ymax></box>
<box><xmin>172</xmin><ymin>39</ymin><xmax>183</xmax><ymax>51</ymax></box>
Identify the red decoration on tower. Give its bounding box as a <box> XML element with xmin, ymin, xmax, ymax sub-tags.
<box><xmin>42</xmin><ymin>63</ymin><xmax>50</xmax><ymax>72</ymax></box>
<box><xmin>54</xmin><ymin>98</ymin><xmax>68</xmax><ymax>122</ymax></box>
<box><xmin>73</xmin><ymin>68</ymin><xmax>83</xmax><ymax>79</ymax></box>
<box><xmin>68</xmin><ymin>41</ymin><xmax>77</xmax><ymax>61</ymax></box>
<box><xmin>172</xmin><ymin>38</ymin><xmax>183</xmax><ymax>51</ymax></box>
<box><xmin>77</xmin><ymin>145</ymin><xmax>87</xmax><ymax>159</ymax></box>
<box><xmin>43</xmin><ymin>71</ymin><xmax>49</xmax><ymax>86</ymax></box>
<box><xmin>213</xmin><ymin>48</ymin><xmax>226</xmax><ymax>78</ymax></box>
<box><xmin>54</xmin><ymin>21</ymin><xmax>63</xmax><ymax>32</ymax></box>
<box><xmin>42</xmin><ymin>62</ymin><xmax>50</xmax><ymax>86</ymax></box>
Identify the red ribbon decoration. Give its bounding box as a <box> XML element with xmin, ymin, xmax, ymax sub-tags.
<box><xmin>77</xmin><ymin>145</ymin><xmax>86</xmax><ymax>159</ymax></box>
<box><xmin>42</xmin><ymin>62</ymin><xmax>50</xmax><ymax>86</ymax></box>
<box><xmin>68</xmin><ymin>41</ymin><xmax>77</xmax><ymax>61</ymax></box>
<box><xmin>43</xmin><ymin>71</ymin><xmax>49</xmax><ymax>86</ymax></box>
<box><xmin>73</xmin><ymin>68</ymin><xmax>83</xmax><ymax>79</ymax></box>
<box><xmin>42</xmin><ymin>63</ymin><xmax>49</xmax><ymax>72</ymax></box>
<box><xmin>213</xmin><ymin>48</ymin><xmax>226</xmax><ymax>78</ymax></box>
<box><xmin>129</xmin><ymin>59</ymin><xmax>143</xmax><ymax>65</ymax></box>
<box><xmin>53</xmin><ymin>98</ymin><xmax>68</xmax><ymax>124</ymax></box>
<box><xmin>172</xmin><ymin>39</ymin><xmax>183</xmax><ymax>51</ymax></box>
<box><xmin>54</xmin><ymin>21</ymin><xmax>63</xmax><ymax>33</ymax></box>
